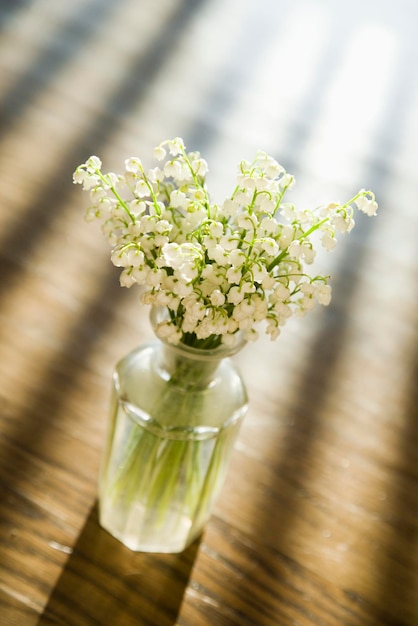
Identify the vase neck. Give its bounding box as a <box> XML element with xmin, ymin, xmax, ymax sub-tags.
<box><xmin>149</xmin><ymin>305</ymin><xmax>246</xmax><ymax>387</ymax></box>
<box><xmin>155</xmin><ymin>340</ymin><xmax>230</xmax><ymax>389</ymax></box>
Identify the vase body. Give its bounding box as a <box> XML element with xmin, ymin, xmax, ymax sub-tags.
<box><xmin>98</xmin><ymin>331</ymin><xmax>248</xmax><ymax>553</ymax></box>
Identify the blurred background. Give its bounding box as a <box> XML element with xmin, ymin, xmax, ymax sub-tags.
<box><xmin>1</xmin><ymin>0</ymin><xmax>418</xmax><ymax>624</ymax></box>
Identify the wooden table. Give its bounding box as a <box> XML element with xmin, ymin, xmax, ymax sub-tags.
<box><xmin>1</xmin><ymin>1</ymin><xmax>418</xmax><ymax>624</ymax></box>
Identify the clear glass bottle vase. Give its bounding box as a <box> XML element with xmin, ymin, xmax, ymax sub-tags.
<box><xmin>98</xmin><ymin>311</ymin><xmax>248</xmax><ymax>553</ymax></box>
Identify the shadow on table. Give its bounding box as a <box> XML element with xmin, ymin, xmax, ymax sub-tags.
<box><xmin>38</xmin><ymin>503</ymin><xmax>200</xmax><ymax>626</ymax></box>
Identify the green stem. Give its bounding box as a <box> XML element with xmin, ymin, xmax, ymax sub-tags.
<box><xmin>267</xmin><ymin>217</ymin><xmax>329</xmax><ymax>272</ymax></box>
<box><xmin>138</xmin><ymin>164</ymin><xmax>162</xmax><ymax>216</ymax></box>
<box><xmin>180</xmin><ymin>147</ymin><xmax>211</xmax><ymax>217</ymax></box>
<box><xmin>104</xmin><ymin>352</ymin><xmax>220</xmax><ymax>529</ymax></box>
<box><xmin>267</xmin><ymin>249</ymin><xmax>289</xmax><ymax>272</ymax></box>
<box><xmin>96</xmin><ymin>169</ymin><xmax>136</xmax><ymax>223</ymax></box>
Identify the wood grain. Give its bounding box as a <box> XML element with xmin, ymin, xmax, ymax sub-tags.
<box><xmin>1</xmin><ymin>0</ymin><xmax>418</xmax><ymax>624</ymax></box>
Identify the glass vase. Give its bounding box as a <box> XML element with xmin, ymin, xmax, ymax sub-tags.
<box><xmin>98</xmin><ymin>312</ymin><xmax>248</xmax><ymax>553</ymax></box>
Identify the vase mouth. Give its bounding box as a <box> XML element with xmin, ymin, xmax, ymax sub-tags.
<box><xmin>149</xmin><ymin>306</ymin><xmax>246</xmax><ymax>360</ymax></box>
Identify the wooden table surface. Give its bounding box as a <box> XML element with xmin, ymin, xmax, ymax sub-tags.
<box><xmin>1</xmin><ymin>1</ymin><xmax>418</xmax><ymax>624</ymax></box>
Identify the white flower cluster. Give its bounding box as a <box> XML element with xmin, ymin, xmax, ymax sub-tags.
<box><xmin>73</xmin><ymin>137</ymin><xmax>378</xmax><ymax>348</ymax></box>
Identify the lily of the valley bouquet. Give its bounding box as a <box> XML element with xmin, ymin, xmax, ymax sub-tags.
<box><xmin>73</xmin><ymin>137</ymin><xmax>377</xmax><ymax>348</ymax></box>
<box><xmin>73</xmin><ymin>138</ymin><xmax>377</xmax><ymax>552</ymax></box>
